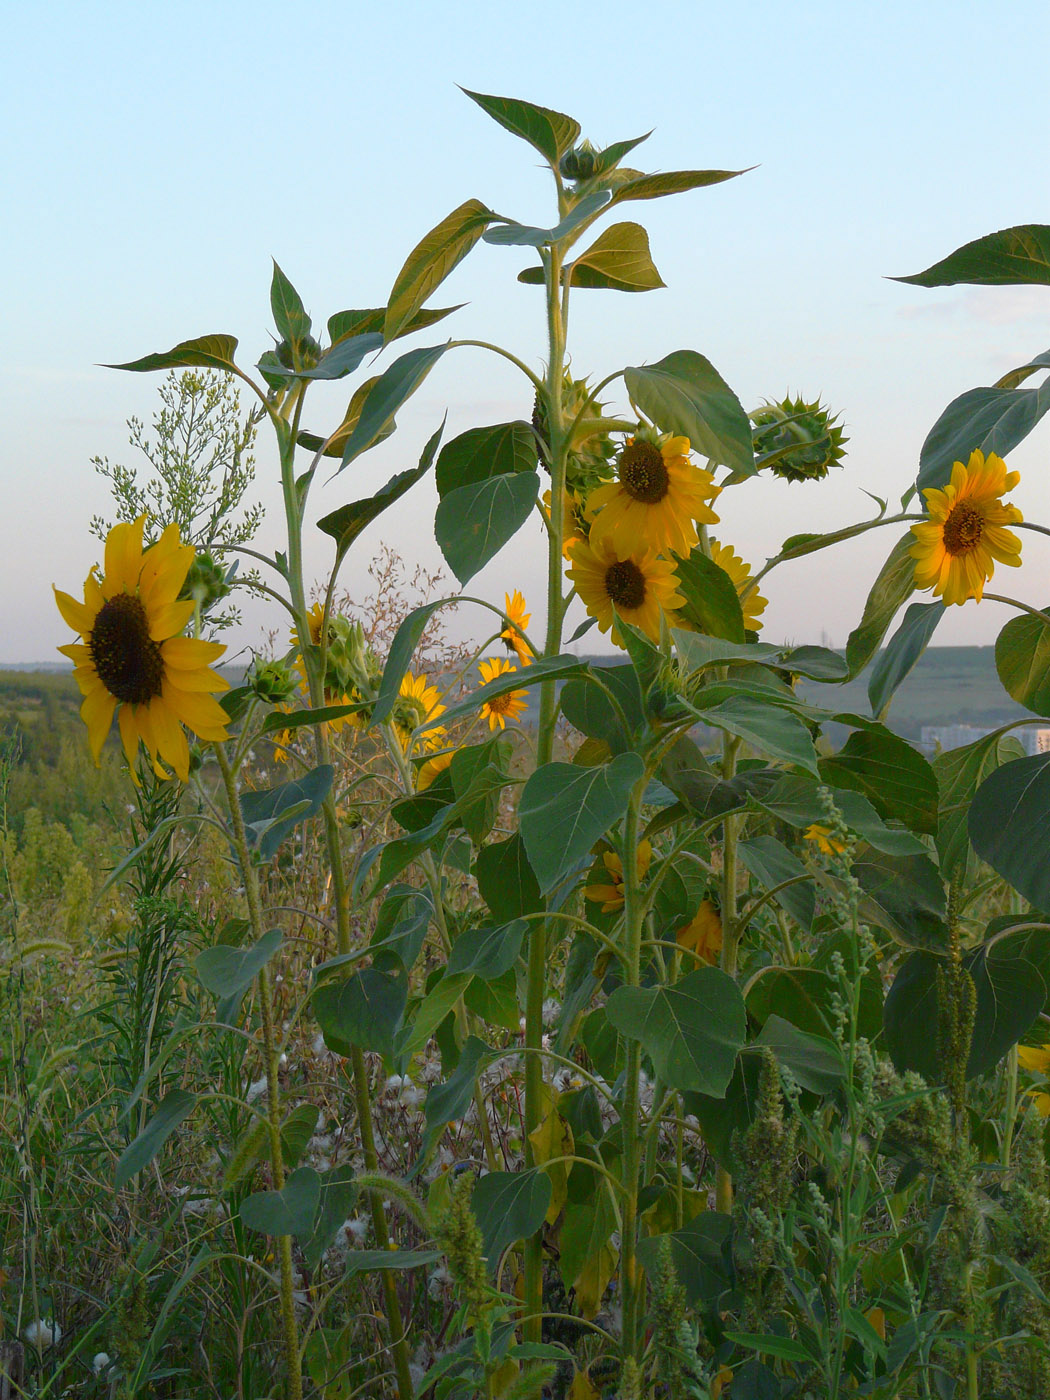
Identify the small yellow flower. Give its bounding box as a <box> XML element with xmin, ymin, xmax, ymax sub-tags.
<box><xmin>394</xmin><ymin>671</ymin><xmax>447</xmax><ymax>751</ymax></box>
<box><xmin>417</xmin><ymin>749</ymin><xmax>456</xmax><ymax>790</ymax></box>
<box><xmin>708</xmin><ymin>538</ymin><xmax>768</xmax><ymax>632</ymax></box>
<box><xmin>567</xmin><ymin>535</ymin><xmax>685</xmax><ymax>645</ymax></box>
<box><xmin>587</xmin><ymin>434</ymin><xmax>719</xmax><ymax>559</ymax></box>
<box><xmin>910</xmin><ymin>449</ymin><xmax>1022</xmax><ymax>606</ymax></box>
<box><xmin>500</xmin><ymin>590</ymin><xmax>533</xmax><ymax>666</ymax></box>
<box><xmin>54</xmin><ymin>517</ymin><xmax>229</xmax><ymax>781</ymax></box>
<box><xmin>676</xmin><ymin>899</ymin><xmax>723</xmax><ymax>964</ymax></box>
<box><xmin>584</xmin><ymin>841</ymin><xmax>653</xmax><ymax>912</ymax></box>
<box><xmin>477</xmin><ymin>658</ymin><xmax>528</xmax><ymax>731</ymax></box>
<box><xmin>803</xmin><ymin>823</ymin><xmax>847</xmax><ymax>857</ymax></box>
<box><xmin>1018</xmin><ymin>1043</ymin><xmax>1050</xmax><ymax>1116</ymax></box>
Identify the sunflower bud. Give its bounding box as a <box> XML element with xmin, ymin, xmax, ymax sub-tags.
<box><xmin>559</xmin><ymin>140</ymin><xmax>599</xmax><ymax>182</ymax></box>
<box><xmin>246</xmin><ymin>656</ymin><xmax>298</xmax><ymax>705</ymax></box>
<box><xmin>752</xmin><ymin>396</ymin><xmax>847</xmax><ymax>483</ymax></box>
<box><xmin>181</xmin><ymin>552</ymin><xmax>232</xmax><ymax>614</ymax></box>
<box><xmin>276</xmin><ymin>334</ymin><xmax>323</xmax><ymax>372</ymax></box>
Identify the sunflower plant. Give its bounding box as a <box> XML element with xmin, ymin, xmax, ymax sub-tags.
<box><xmin>52</xmin><ymin>88</ymin><xmax>1050</xmax><ymax>1400</ymax></box>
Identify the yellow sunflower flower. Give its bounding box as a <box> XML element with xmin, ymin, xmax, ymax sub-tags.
<box><xmin>1017</xmin><ymin>1043</ymin><xmax>1050</xmax><ymax>1116</ymax></box>
<box><xmin>587</xmin><ymin>434</ymin><xmax>719</xmax><ymax>559</ymax></box>
<box><xmin>584</xmin><ymin>840</ymin><xmax>653</xmax><ymax>912</ymax></box>
<box><xmin>54</xmin><ymin>516</ymin><xmax>229</xmax><ymax>781</ymax></box>
<box><xmin>677</xmin><ymin>898</ymin><xmax>723</xmax><ymax>964</ymax></box>
<box><xmin>394</xmin><ymin>671</ymin><xmax>447</xmax><ymax>752</ymax></box>
<box><xmin>803</xmin><ymin>823</ymin><xmax>847</xmax><ymax>857</ymax></box>
<box><xmin>477</xmin><ymin>658</ymin><xmax>528</xmax><ymax>731</ymax></box>
<box><xmin>417</xmin><ymin>748</ymin><xmax>456</xmax><ymax>790</ymax></box>
<box><xmin>567</xmin><ymin>535</ymin><xmax>685</xmax><ymax>645</ymax></box>
<box><xmin>500</xmin><ymin>590</ymin><xmax>533</xmax><ymax>666</ymax></box>
<box><xmin>910</xmin><ymin>449</ymin><xmax>1022</xmax><ymax>606</ymax></box>
<box><xmin>708</xmin><ymin>538</ymin><xmax>768</xmax><ymax>632</ymax></box>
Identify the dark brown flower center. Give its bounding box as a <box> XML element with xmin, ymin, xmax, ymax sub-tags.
<box><xmin>605</xmin><ymin>560</ymin><xmax>647</xmax><ymax>610</ymax></box>
<box><xmin>942</xmin><ymin>501</ymin><xmax>984</xmax><ymax>556</ymax></box>
<box><xmin>88</xmin><ymin>594</ymin><xmax>164</xmax><ymax>705</ymax></box>
<box><xmin>618</xmin><ymin>441</ymin><xmax>669</xmax><ymax>504</ymax></box>
<box><xmin>488</xmin><ymin>691</ymin><xmax>516</xmax><ymax>715</ymax></box>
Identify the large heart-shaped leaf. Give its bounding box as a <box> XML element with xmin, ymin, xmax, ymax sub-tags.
<box><xmin>996</xmin><ymin>609</ymin><xmax>1050</xmax><ymax>716</ymax></box>
<box><xmin>519</xmin><ymin>754</ymin><xmax>645</xmax><ymax>893</ymax></box>
<box><xmin>447</xmin><ymin>920</ymin><xmax>527</xmax><ymax>980</ymax></box>
<box><xmin>435</xmin><ymin>471</ymin><xmax>539</xmax><ymax>584</ymax></box>
<box><xmin>819</xmin><ymin>728</ymin><xmax>938</xmax><ymax>835</ymax></box>
<box><xmin>700</xmin><ymin>696</ymin><xmax>819</xmax><ymax>776</ymax></box>
<box><xmin>435</xmin><ymin>420</ymin><xmax>537</xmax><ymax>497</ymax></box>
<box><xmin>605</xmin><ymin>968</ymin><xmax>746</xmax><ymax>1095</ymax></box>
<box><xmin>969</xmin><ymin>752</ymin><xmax>1050</xmax><ymax>907</ymax></box>
<box><xmin>935</xmin><ymin>728</ymin><xmax>1025</xmax><ymax>882</ymax></box>
<box><xmin>461</xmin><ymin>89</ymin><xmax>580</xmax><ymax>165</ymax></box>
<box><xmin>239</xmin><ymin>765</ymin><xmax>334</xmax><ymax>860</ymax></box>
<box><xmin>195</xmin><ymin>928</ymin><xmax>283</xmax><ymax>999</ymax></box>
<box><xmin>240</xmin><ymin>1166</ymin><xmax>320</xmax><ymax>1238</ymax></box>
<box><xmin>519</xmin><ymin>222</ymin><xmax>665</xmax><ymax>291</ymax></box>
<box><xmin>624</xmin><ymin>350</ymin><xmax>754</xmax><ymax>477</ymax></box>
<box><xmin>471</xmin><ymin>1169</ymin><xmax>553</xmax><ymax>1267</ymax></box>
<box><xmin>916</xmin><ymin>379</ymin><xmax>1050</xmax><ymax>492</ymax></box>
<box><xmin>313</xmin><ymin>969</ymin><xmax>406</xmax><ymax>1060</ymax></box>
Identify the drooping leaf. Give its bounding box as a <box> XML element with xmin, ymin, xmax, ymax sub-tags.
<box><xmin>820</xmin><ymin>728</ymin><xmax>938</xmax><ymax>834</ymax></box>
<box><xmin>313</xmin><ymin>969</ymin><xmax>406</xmax><ymax>1061</ymax></box>
<box><xmin>460</xmin><ymin>88</ymin><xmax>580</xmax><ymax>165</ymax></box>
<box><xmin>471</xmin><ymin>1169</ymin><xmax>553</xmax><ymax>1267</ymax></box>
<box><xmin>397</xmin><ymin>973</ymin><xmax>472</xmax><ymax>1059</ymax></box>
<box><xmin>624</xmin><ymin>350</ymin><xmax>755</xmax><ymax>477</ymax></box>
<box><xmin>434</xmin><ymin>420</ymin><xmax>538</xmax><ymax>497</ymax></box>
<box><xmin>474</xmin><ymin>834</ymin><xmax>543</xmax><ymax>923</ymax></box>
<box><xmin>519</xmin><ymin>754</ymin><xmax>645</xmax><ymax>893</ymax></box>
<box><xmin>738</xmin><ymin>836</ymin><xmax>814</xmax><ymax>932</ymax></box>
<box><xmin>450</xmin><ymin>737</ymin><xmax>513</xmax><ymax>844</ymax></box>
<box><xmin>758</xmin><ymin>773</ymin><xmax>926</xmax><ymax>857</ymax></box>
<box><xmin>605</xmin><ymin>967</ymin><xmax>747</xmax><ymax>1095</ymax></box>
<box><xmin>302</xmin><ymin>1165</ymin><xmax>361</xmax><ymax>1268</ymax></box>
<box><xmin>996</xmin><ymin>609</ymin><xmax>1050</xmax><ymax>715</ymax></box>
<box><xmin>916</xmin><ymin>378</ymin><xmax>1050</xmax><ymax>492</ymax></box>
<box><xmin>339</xmin><ymin>344</ymin><xmax>449</xmax><ymax>468</ymax></box>
<box><xmin>482</xmin><ymin>193</ymin><xmax>611</xmax><ymax>247</ymax></box>
<box><xmin>430</xmin><ymin>654</ymin><xmax>587</xmax><ymax>732</ymax></box>
<box><xmin>969</xmin><ymin>752</ymin><xmax>1050</xmax><ymax>907</ymax></box>
<box><xmin>370</xmin><ymin>884</ymin><xmax>434</xmax><ymax>973</ymax></box>
<box><xmin>435</xmin><ymin>471</ymin><xmax>539</xmax><ymax>584</ymax></box>
<box><xmin>844</xmin><ymin>534</ymin><xmax>917</xmax><ymax>678</ymax></box>
<box><xmin>318</xmin><ymin>420</ymin><xmax>443</xmax><ymax>562</ymax></box>
<box><xmin>609</xmin><ymin>168</ymin><xmax>749</xmax><ymax>207</ymax></box>
<box><xmin>239</xmin><ymin>765</ymin><xmax>335</xmax><ymax>860</ymax></box>
<box><xmin>195</xmin><ymin>928</ymin><xmax>283</xmax><ymax>999</ymax></box>
<box><xmin>384</xmin><ymin>199</ymin><xmax>494</xmax><ymax>342</ymax></box>
<box><xmin>277</xmin><ymin>331</ymin><xmax>383</xmax><ymax>381</ymax></box>
<box><xmin>636</xmin><ymin>1214</ymin><xmax>732</xmax><ymax>1305</ymax></box>
<box><xmin>894</xmin><ymin>225</ymin><xmax>1050</xmax><ymax>287</ymax></box>
<box><xmin>520</xmin><ymin>222</ymin><xmax>665</xmax><ymax>291</ymax></box>
<box><xmin>935</xmin><ymin>728</ymin><xmax>1025</xmax><ymax>882</ymax></box>
<box><xmin>779</xmin><ymin>645</ymin><xmax>850</xmax><ymax>681</ymax></box>
<box><xmin>447</xmin><ymin>919</ymin><xmax>527</xmax><ymax>980</ymax></box>
<box><xmin>115</xmin><ymin>1089</ymin><xmax>196</xmax><ymax>1187</ymax></box>
<box><xmin>560</xmin><ymin>664</ymin><xmax>644</xmax><ymax>751</ymax></box>
<box><xmin>851</xmin><ymin>848</ymin><xmax>947</xmax><ymax>951</ymax></box>
<box><xmin>106</xmin><ymin>334</ymin><xmax>239</xmax><ymax>375</ymax></box>
<box><xmin>240</xmin><ymin>1166</ymin><xmax>320</xmax><ymax>1239</ymax></box>
<box><xmin>700</xmin><ymin>695</ymin><xmax>820</xmax><ymax>776</ymax></box>
<box><xmin>371</xmin><ymin>600</ymin><xmax>446</xmax><ymax>727</ymax></box>
<box><xmin>674</xmin><ymin>548</ymin><xmax>747</xmax><ymax>642</ymax></box>
<box><xmin>867</xmin><ymin>601</ymin><xmax>944</xmax><ymax>717</ymax></box>
<box><xmin>419</xmin><ymin>1036</ymin><xmax>492</xmax><ymax>1164</ymax></box>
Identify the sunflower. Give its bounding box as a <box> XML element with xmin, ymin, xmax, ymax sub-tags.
<box><xmin>910</xmin><ymin>450</ymin><xmax>1022</xmax><ymax>606</ymax></box>
<box><xmin>1017</xmin><ymin>1043</ymin><xmax>1050</xmax><ymax>1116</ymax></box>
<box><xmin>477</xmin><ymin>658</ymin><xmax>528</xmax><ymax>731</ymax></box>
<box><xmin>586</xmin><ymin>434</ymin><xmax>719</xmax><ymax>559</ymax></box>
<box><xmin>54</xmin><ymin>517</ymin><xmax>229</xmax><ymax>781</ymax></box>
<box><xmin>417</xmin><ymin>748</ymin><xmax>456</xmax><ymax>791</ymax></box>
<box><xmin>708</xmin><ymin>539</ymin><xmax>768</xmax><ymax>632</ymax></box>
<box><xmin>803</xmin><ymin>823</ymin><xmax>847</xmax><ymax>857</ymax></box>
<box><xmin>500</xmin><ymin>590</ymin><xmax>533</xmax><ymax>666</ymax></box>
<box><xmin>393</xmin><ymin>671</ymin><xmax>447</xmax><ymax>751</ymax></box>
<box><xmin>567</xmin><ymin>535</ymin><xmax>685</xmax><ymax>645</ymax></box>
<box><xmin>677</xmin><ymin>898</ymin><xmax>723</xmax><ymax>964</ymax></box>
<box><xmin>584</xmin><ymin>840</ymin><xmax>653</xmax><ymax>913</ymax></box>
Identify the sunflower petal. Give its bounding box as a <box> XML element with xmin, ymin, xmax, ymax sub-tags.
<box><xmin>162</xmin><ymin>680</ymin><xmax>230</xmax><ymax>739</ymax></box>
<box><xmin>80</xmin><ymin>684</ymin><xmax>116</xmax><ymax>764</ymax></box>
<box><xmin>148</xmin><ymin>598</ymin><xmax>196</xmax><ymax>641</ymax></box>
<box><xmin>148</xmin><ymin>697</ymin><xmax>190</xmax><ymax>781</ymax></box>
<box><xmin>54</xmin><ymin>587</ymin><xmax>93</xmax><ymax>636</ymax></box>
<box><xmin>103</xmin><ymin>517</ymin><xmax>146</xmax><ymax>596</ymax></box>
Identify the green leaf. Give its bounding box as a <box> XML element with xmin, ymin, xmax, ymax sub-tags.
<box><xmin>779</xmin><ymin>645</ymin><xmax>850</xmax><ymax>682</ymax></box>
<box><xmin>430</xmin><ymin>653</ymin><xmax>587</xmax><ymax>732</ymax></box>
<box><xmin>240</xmin><ymin>1166</ymin><xmax>320</xmax><ymax>1239</ymax></box>
<box><xmin>723</xmin><ymin>1333</ymin><xmax>817</xmax><ymax>1364</ymax></box>
<box><xmin>434</xmin><ymin>420</ymin><xmax>537</xmax><ymax>497</ymax></box>
<box><xmin>605</xmin><ymin>967</ymin><xmax>747</xmax><ymax>1095</ymax></box>
<box><xmin>313</xmin><ymin>969</ymin><xmax>406</xmax><ymax>1060</ymax></box>
<box><xmin>820</xmin><ymin>728</ymin><xmax>938</xmax><ymax>835</ymax></box>
<box><xmin>420</xmin><ymin>1036</ymin><xmax>492</xmax><ymax>1160</ymax></box>
<box><xmin>636</xmin><ymin>1214</ymin><xmax>732</xmax><ymax>1305</ymax></box>
<box><xmin>755</xmin><ymin>1016</ymin><xmax>844</xmax><ymax>1095</ymax></box>
<box><xmin>624</xmin><ymin>350</ymin><xmax>755</xmax><ymax>477</ymax></box>
<box><xmin>844</xmin><ymin>534</ymin><xmax>917</xmax><ymax>678</ymax></box>
<box><xmin>239</xmin><ymin>765</ymin><xmax>334</xmax><ymax>861</ymax></box>
<box><xmin>851</xmin><ymin>848</ymin><xmax>947</xmax><ymax>951</ymax></box>
<box><xmin>758</xmin><ymin>774</ymin><xmax>926</xmax><ymax>857</ymax></box>
<box><xmin>372</xmin><ymin>600</ymin><xmax>445</xmax><ymax>727</ymax></box>
<box><xmin>738</xmin><ymin>836</ymin><xmax>814</xmax><ymax>932</ymax></box>
<box><xmin>894</xmin><ymin>225</ymin><xmax>1050</xmax><ymax>287</ymax></box>
<box><xmin>195</xmin><ymin>928</ymin><xmax>283</xmax><ymax>999</ymax></box>
<box><xmin>115</xmin><ymin>1089</ymin><xmax>196</xmax><ymax>1187</ymax></box>
<box><xmin>672</xmin><ymin>632</ymin><xmax>780</xmax><ymax>672</ymax></box>
<box><xmin>520</xmin><ymin>222</ymin><xmax>665</xmax><ymax>291</ymax></box>
<box><xmin>867</xmin><ymin>601</ymin><xmax>944</xmax><ymax>717</ymax></box>
<box><xmin>106</xmin><ymin>334</ymin><xmax>239</xmax><ymax>375</ymax></box>
<box><xmin>447</xmin><ymin>919</ymin><xmax>527</xmax><ymax>981</ymax></box>
<box><xmin>474</xmin><ymin>834</ymin><xmax>543</xmax><ymax>923</ymax></box>
<box><xmin>384</xmin><ymin>199</ymin><xmax>495</xmax><ymax>342</ymax></box>
<box><xmin>460</xmin><ymin>88</ymin><xmax>580</xmax><ymax>164</ymax></box>
<box><xmin>270</xmin><ymin>260</ymin><xmax>311</xmax><ymax>344</ymax></box>
<box><xmin>560</xmin><ymin>664</ymin><xmax>643</xmax><ymax>751</ymax></box>
<box><xmin>344</xmin><ymin>1248</ymin><xmax>442</xmax><ymax>1274</ymax></box>
<box><xmin>482</xmin><ymin>192</ymin><xmax>610</xmax><ymax>247</ymax></box>
<box><xmin>370</xmin><ymin>884</ymin><xmax>433</xmax><ymax>973</ymax></box>
<box><xmin>434</xmin><ymin>472</ymin><xmax>539</xmax><ymax>585</ymax></box>
<box><xmin>935</xmin><ymin>729</ymin><xmax>1025</xmax><ymax>883</ymax></box>
<box><xmin>278</xmin><ymin>332</ymin><xmax>383</xmax><ymax>381</ymax></box>
<box><xmin>916</xmin><ymin>379</ymin><xmax>1050</xmax><ymax>492</ymax></box>
<box><xmin>304</xmin><ymin>1168</ymin><xmax>361</xmax><ymax>1269</ymax></box>
<box><xmin>674</xmin><ymin>549</ymin><xmax>746</xmax><ymax>642</ymax></box>
<box><xmin>471</xmin><ymin>1169</ymin><xmax>553</xmax><ymax>1266</ymax></box>
<box><xmin>450</xmin><ymin>737</ymin><xmax>513</xmax><ymax>844</ymax></box>
<box><xmin>397</xmin><ymin>973</ymin><xmax>472</xmax><ymax>1059</ymax></box>
<box><xmin>280</xmin><ymin>1104</ymin><xmax>321</xmax><ymax>1170</ymax></box>
<box><xmin>996</xmin><ymin>609</ymin><xmax>1050</xmax><ymax>715</ymax></box>
<box><xmin>328</xmin><ymin>304</ymin><xmax>462</xmax><ymax>345</ymax></box>
<box><xmin>700</xmin><ymin>696</ymin><xmax>820</xmax><ymax>776</ymax></box>
<box><xmin>339</xmin><ymin>344</ymin><xmax>448</xmax><ymax>468</ymax></box>
<box><xmin>995</xmin><ymin>348</ymin><xmax>1050</xmax><ymax>391</ymax></box>
<box><xmin>969</xmin><ymin>752</ymin><xmax>1050</xmax><ymax>907</ymax></box>
<box><xmin>609</xmin><ymin>168</ymin><xmax>749</xmax><ymax>207</ymax></box>
<box><xmin>519</xmin><ymin>753</ymin><xmax>645</xmax><ymax>893</ymax></box>
<box><xmin>259</xmin><ymin>702</ymin><xmax>368</xmax><ymax>737</ymax></box>
<box><xmin>318</xmin><ymin>420</ymin><xmax>444</xmax><ymax>562</ymax></box>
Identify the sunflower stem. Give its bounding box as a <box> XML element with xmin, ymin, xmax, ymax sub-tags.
<box><xmin>716</xmin><ymin>733</ymin><xmax>742</xmax><ymax>1214</ymax></box>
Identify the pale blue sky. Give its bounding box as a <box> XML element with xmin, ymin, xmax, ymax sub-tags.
<box><xmin>3</xmin><ymin>1</ymin><xmax>1048</xmax><ymax>663</ymax></box>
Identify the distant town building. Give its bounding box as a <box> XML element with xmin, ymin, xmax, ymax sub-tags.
<box><xmin>920</xmin><ymin>723</ymin><xmax>1050</xmax><ymax>756</ymax></box>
